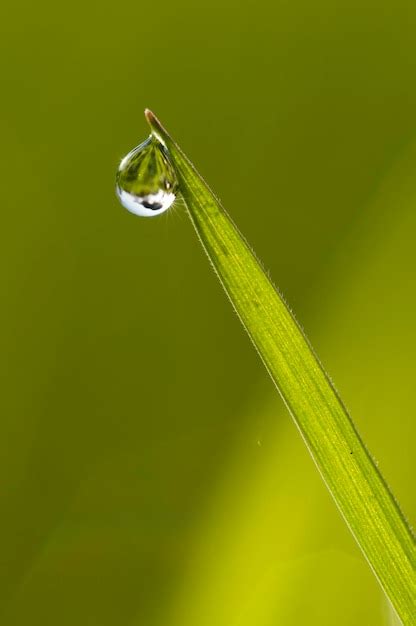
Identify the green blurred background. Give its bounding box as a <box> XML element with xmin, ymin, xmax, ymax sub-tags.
<box><xmin>1</xmin><ymin>0</ymin><xmax>415</xmax><ymax>624</ymax></box>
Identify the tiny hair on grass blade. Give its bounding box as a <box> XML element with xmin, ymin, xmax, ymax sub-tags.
<box><xmin>144</xmin><ymin>109</ymin><xmax>416</xmax><ymax>625</ymax></box>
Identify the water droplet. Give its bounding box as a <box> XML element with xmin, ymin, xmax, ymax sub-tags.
<box><xmin>116</xmin><ymin>135</ymin><xmax>178</xmax><ymax>217</ymax></box>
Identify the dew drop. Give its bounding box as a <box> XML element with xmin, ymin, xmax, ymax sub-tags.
<box><xmin>116</xmin><ymin>135</ymin><xmax>178</xmax><ymax>217</ymax></box>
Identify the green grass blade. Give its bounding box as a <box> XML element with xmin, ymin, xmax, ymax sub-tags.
<box><xmin>145</xmin><ymin>110</ymin><xmax>415</xmax><ymax>624</ymax></box>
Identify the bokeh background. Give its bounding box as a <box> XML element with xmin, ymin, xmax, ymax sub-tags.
<box><xmin>1</xmin><ymin>1</ymin><xmax>415</xmax><ymax>624</ymax></box>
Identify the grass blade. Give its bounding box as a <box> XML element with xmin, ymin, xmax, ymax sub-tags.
<box><xmin>145</xmin><ymin>109</ymin><xmax>415</xmax><ymax>624</ymax></box>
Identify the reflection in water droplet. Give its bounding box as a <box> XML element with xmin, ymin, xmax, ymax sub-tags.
<box><xmin>116</xmin><ymin>135</ymin><xmax>178</xmax><ymax>217</ymax></box>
